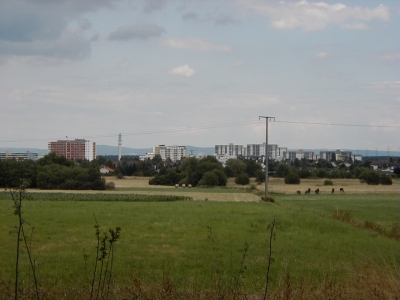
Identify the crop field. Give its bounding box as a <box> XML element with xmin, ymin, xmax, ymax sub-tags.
<box><xmin>0</xmin><ymin>178</ymin><xmax>400</xmax><ymax>299</ymax></box>
<box><xmin>0</xmin><ymin>177</ymin><xmax>399</xmax><ymax>299</ymax></box>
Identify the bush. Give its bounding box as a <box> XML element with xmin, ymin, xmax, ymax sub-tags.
<box><xmin>261</xmin><ymin>196</ymin><xmax>275</xmax><ymax>203</ymax></box>
<box><xmin>235</xmin><ymin>173</ymin><xmax>250</xmax><ymax>185</ymax></box>
<box><xmin>380</xmin><ymin>175</ymin><xmax>393</xmax><ymax>185</ymax></box>
<box><xmin>255</xmin><ymin>169</ymin><xmax>265</xmax><ymax>184</ymax></box>
<box><xmin>359</xmin><ymin>169</ymin><xmax>380</xmax><ymax>185</ymax></box>
<box><xmin>324</xmin><ymin>180</ymin><xmax>333</xmax><ymax>186</ymax></box>
<box><xmin>198</xmin><ymin>171</ymin><xmax>219</xmax><ymax>186</ymax></box>
<box><xmin>284</xmin><ymin>172</ymin><xmax>300</xmax><ymax>184</ymax></box>
<box><xmin>213</xmin><ymin>169</ymin><xmax>228</xmax><ymax>186</ymax></box>
<box><xmin>105</xmin><ymin>181</ymin><xmax>116</xmax><ymax>190</ymax></box>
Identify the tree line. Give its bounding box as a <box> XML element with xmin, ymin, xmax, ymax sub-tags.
<box><xmin>0</xmin><ymin>153</ymin><xmax>106</xmax><ymax>190</ymax></box>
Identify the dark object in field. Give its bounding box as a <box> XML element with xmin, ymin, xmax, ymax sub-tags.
<box><xmin>340</xmin><ymin>188</ymin><xmax>345</xmax><ymax>193</ymax></box>
<box><xmin>332</xmin><ymin>188</ymin><xmax>335</xmax><ymax>194</ymax></box>
<box><xmin>315</xmin><ymin>188</ymin><xmax>320</xmax><ymax>195</ymax></box>
<box><xmin>297</xmin><ymin>190</ymin><xmax>301</xmax><ymax>195</ymax></box>
<box><xmin>305</xmin><ymin>188</ymin><xmax>311</xmax><ymax>194</ymax></box>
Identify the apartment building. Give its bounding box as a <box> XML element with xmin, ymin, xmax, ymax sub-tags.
<box><xmin>159</xmin><ymin>145</ymin><xmax>187</xmax><ymax>161</ymax></box>
<box><xmin>215</xmin><ymin>143</ymin><xmax>246</xmax><ymax>157</ymax></box>
<box><xmin>48</xmin><ymin>139</ymin><xmax>96</xmax><ymax>161</ymax></box>
<box><xmin>0</xmin><ymin>151</ymin><xmax>40</xmax><ymax>160</ymax></box>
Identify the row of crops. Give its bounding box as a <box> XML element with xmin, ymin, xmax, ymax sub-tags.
<box><xmin>0</xmin><ymin>192</ymin><xmax>193</xmax><ymax>202</ymax></box>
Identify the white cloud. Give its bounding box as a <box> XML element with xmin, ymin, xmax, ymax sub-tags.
<box><xmin>161</xmin><ymin>37</ymin><xmax>232</xmax><ymax>52</ymax></box>
<box><xmin>168</xmin><ymin>64</ymin><xmax>195</xmax><ymax>77</ymax></box>
<box><xmin>238</xmin><ymin>1</ymin><xmax>390</xmax><ymax>31</ymax></box>
<box><xmin>314</xmin><ymin>52</ymin><xmax>329</xmax><ymax>59</ymax></box>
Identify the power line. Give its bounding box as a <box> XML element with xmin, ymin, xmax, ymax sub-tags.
<box><xmin>275</xmin><ymin>120</ymin><xmax>400</xmax><ymax>128</ymax></box>
<box><xmin>1</xmin><ymin>119</ymin><xmax>399</xmax><ymax>143</ymax></box>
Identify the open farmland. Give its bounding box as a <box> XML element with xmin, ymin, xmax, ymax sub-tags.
<box><xmin>0</xmin><ymin>177</ymin><xmax>399</xmax><ymax>299</ymax></box>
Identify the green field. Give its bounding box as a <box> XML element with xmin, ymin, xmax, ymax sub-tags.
<box><xmin>0</xmin><ymin>191</ymin><xmax>399</xmax><ymax>298</ymax></box>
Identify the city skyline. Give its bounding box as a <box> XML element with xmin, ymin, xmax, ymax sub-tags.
<box><xmin>1</xmin><ymin>0</ymin><xmax>399</xmax><ymax>150</ymax></box>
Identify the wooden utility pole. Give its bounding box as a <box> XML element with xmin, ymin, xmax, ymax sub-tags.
<box><xmin>259</xmin><ymin>116</ymin><xmax>275</xmax><ymax>198</ymax></box>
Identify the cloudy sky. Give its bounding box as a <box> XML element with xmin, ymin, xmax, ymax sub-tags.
<box><xmin>1</xmin><ymin>0</ymin><xmax>399</xmax><ymax>152</ymax></box>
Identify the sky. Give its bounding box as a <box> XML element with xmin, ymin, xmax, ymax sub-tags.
<box><xmin>1</xmin><ymin>0</ymin><xmax>399</xmax><ymax>152</ymax></box>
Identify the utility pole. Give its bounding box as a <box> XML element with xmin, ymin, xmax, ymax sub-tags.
<box><xmin>259</xmin><ymin>116</ymin><xmax>275</xmax><ymax>198</ymax></box>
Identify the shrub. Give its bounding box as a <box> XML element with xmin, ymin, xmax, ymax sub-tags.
<box><xmin>255</xmin><ymin>169</ymin><xmax>265</xmax><ymax>184</ymax></box>
<box><xmin>261</xmin><ymin>196</ymin><xmax>275</xmax><ymax>203</ymax></box>
<box><xmin>284</xmin><ymin>172</ymin><xmax>300</xmax><ymax>184</ymax></box>
<box><xmin>380</xmin><ymin>175</ymin><xmax>393</xmax><ymax>185</ymax></box>
<box><xmin>105</xmin><ymin>181</ymin><xmax>116</xmax><ymax>190</ymax></box>
<box><xmin>359</xmin><ymin>169</ymin><xmax>380</xmax><ymax>185</ymax></box>
<box><xmin>198</xmin><ymin>171</ymin><xmax>219</xmax><ymax>186</ymax></box>
<box><xmin>235</xmin><ymin>173</ymin><xmax>250</xmax><ymax>185</ymax></box>
<box><xmin>324</xmin><ymin>180</ymin><xmax>333</xmax><ymax>186</ymax></box>
<box><xmin>213</xmin><ymin>169</ymin><xmax>227</xmax><ymax>186</ymax></box>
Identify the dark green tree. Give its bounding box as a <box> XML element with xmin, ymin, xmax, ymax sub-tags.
<box><xmin>225</xmin><ymin>158</ymin><xmax>246</xmax><ymax>177</ymax></box>
<box><xmin>275</xmin><ymin>162</ymin><xmax>290</xmax><ymax>177</ymax></box>
<box><xmin>198</xmin><ymin>171</ymin><xmax>219</xmax><ymax>186</ymax></box>
<box><xmin>284</xmin><ymin>172</ymin><xmax>300</xmax><ymax>184</ymax></box>
<box><xmin>235</xmin><ymin>173</ymin><xmax>250</xmax><ymax>185</ymax></box>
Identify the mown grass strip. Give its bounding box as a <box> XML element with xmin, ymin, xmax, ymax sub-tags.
<box><xmin>0</xmin><ymin>192</ymin><xmax>192</xmax><ymax>202</ymax></box>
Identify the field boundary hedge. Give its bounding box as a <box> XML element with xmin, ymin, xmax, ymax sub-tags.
<box><xmin>0</xmin><ymin>192</ymin><xmax>192</xmax><ymax>202</ymax></box>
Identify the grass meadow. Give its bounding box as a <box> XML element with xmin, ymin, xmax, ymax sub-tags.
<box><xmin>0</xmin><ymin>177</ymin><xmax>399</xmax><ymax>299</ymax></box>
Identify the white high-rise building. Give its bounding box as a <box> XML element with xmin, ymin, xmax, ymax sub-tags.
<box><xmin>158</xmin><ymin>145</ymin><xmax>187</xmax><ymax>161</ymax></box>
<box><xmin>215</xmin><ymin>143</ymin><xmax>246</xmax><ymax>157</ymax></box>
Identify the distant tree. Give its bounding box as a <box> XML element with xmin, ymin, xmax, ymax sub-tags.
<box><xmin>293</xmin><ymin>158</ymin><xmax>301</xmax><ymax>168</ymax></box>
<box><xmin>359</xmin><ymin>169</ymin><xmax>380</xmax><ymax>185</ymax></box>
<box><xmin>213</xmin><ymin>169</ymin><xmax>227</xmax><ymax>186</ymax></box>
<box><xmin>226</xmin><ymin>159</ymin><xmax>246</xmax><ymax>177</ymax></box>
<box><xmin>235</xmin><ymin>173</ymin><xmax>250</xmax><ymax>185</ymax></box>
<box><xmin>255</xmin><ymin>169</ymin><xmax>265</xmax><ymax>184</ymax></box>
<box><xmin>380</xmin><ymin>175</ymin><xmax>393</xmax><ymax>185</ymax></box>
<box><xmin>224</xmin><ymin>165</ymin><xmax>235</xmax><ymax>178</ymax></box>
<box><xmin>298</xmin><ymin>169</ymin><xmax>311</xmax><ymax>179</ymax></box>
<box><xmin>198</xmin><ymin>171</ymin><xmax>219</xmax><ymax>186</ymax></box>
<box><xmin>284</xmin><ymin>172</ymin><xmax>300</xmax><ymax>184</ymax></box>
<box><xmin>268</xmin><ymin>160</ymin><xmax>278</xmax><ymax>172</ymax></box>
<box><xmin>243</xmin><ymin>158</ymin><xmax>262</xmax><ymax>177</ymax></box>
<box><xmin>285</xmin><ymin>172</ymin><xmax>300</xmax><ymax>184</ymax></box>
<box><xmin>152</xmin><ymin>154</ymin><xmax>163</xmax><ymax>169</ymax></box>
<box><xmin>37</xmin><ymin>152</ymin><xmax>74</xmax><ymax>167</ymax></box>
<box><xmin>314</xmin><ymin>168</ymin><xmax>329</xmax><ymax>178</ymax></box>
<box><xmin>362</xmin><ymin>160</ymin><xmax>371</xmax><ymax>168</ymax></box>
<box><xmin>275</xmin><ymin>162</ymin><xmax>290</xmax><ymax>177</ymax></box>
